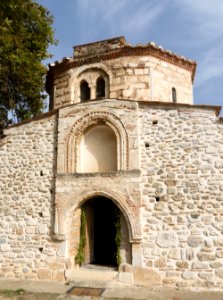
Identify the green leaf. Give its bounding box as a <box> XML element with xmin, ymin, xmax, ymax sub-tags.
<box><xmin>0</xmin><ymin>0</ymin><xmax>57</xmax><ymax>126</ymax></box>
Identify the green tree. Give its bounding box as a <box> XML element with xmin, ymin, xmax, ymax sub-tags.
<box><xmin>0</xmin><ymin>0</ymin><xmax>56</xmax><ymax>127</ymax></box>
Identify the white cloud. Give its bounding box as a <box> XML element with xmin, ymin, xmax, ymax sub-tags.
<box><xmin>170</xmin><ymin>0</ymin><xmax>223</xmax><ymax>88</ymax></box>
<box><xmin>119</xmin><ymin>2</ymin><xmax>165</xmax><ymax>35</ymax></box>
<box><xmin>75</xmin><ymin>0</ymin><xmax>165</xmax><ymax>42</ymax></box>
<box><xmin>195</xmin><ymin>41</ymin><xmax>223</xmax><ymax>87</ymax></box>
<box><xmin>172</xmin><ymin>0</ymin><xmax>223</xmax><ymax>41</ymax></box>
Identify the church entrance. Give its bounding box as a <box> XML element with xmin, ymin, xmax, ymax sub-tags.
<box><xmin>84</xmin><ymin>197</ymin><xmax>119</xmax><ymax>266</ymax></box>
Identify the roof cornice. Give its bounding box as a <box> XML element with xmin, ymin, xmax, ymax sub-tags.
<box><xmin>46</xmin><ymin>43</ymin><xmax>196</xmax><ymax>91</ymax></box>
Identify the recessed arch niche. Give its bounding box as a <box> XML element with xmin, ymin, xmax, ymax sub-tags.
<box><xmin>65</xmin><ymin>112</ymin><xmax>129</xmax><ymax>173</ymax></box>
<box><xmin>80</xmin><ymin>124</ymin><xmax>117</xmax><ymax>173</ymax></box>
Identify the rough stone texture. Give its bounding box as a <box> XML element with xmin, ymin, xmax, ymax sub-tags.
<box><xmin>0</xmin><ymin>115</ymin><xmax>65</xmax><ymax>279</ymax></box>
<box><xmin>140</xmin><ymin>105</ymin><xmax>223</xmax><ymax>288</ymax></box>
<box><xmin>156</xmin><ymin>232</ymin><xmax>178</xmax><ymax>248</ymax></box>
<box><xmin>133</xmin><ymin>267</ymin><xmax>161</xmax><ymax>286</ymax></box>
<box><xmin>187</xmin><ymin>236</ymin><xmax>204</xmax><ymax>247</ymax></box>
<box><xmin>0</xmin><ymin>37</ymin><xmax>223</xmax><ymax>288</ymax></box>
<box><xmin>182</xmin><ymin>271</ymin><xmax>197</xmax><ymax>280</ymax></box>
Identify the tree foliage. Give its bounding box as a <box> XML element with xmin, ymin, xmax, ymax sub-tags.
<box><xmin>0</xmin><ymin>0</ymin><xmax>56</xmax><ymax>127</ymax></box>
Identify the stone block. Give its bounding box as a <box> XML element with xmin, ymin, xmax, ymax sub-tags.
<box><xmin>192</xmin><ymin>262</ymin><xmax>208</xmax><ymax>269</ymax></box>
<box><xmin>176</xmin><ymin>261</ymin><xmax>189</xmax><ymax>269</ymax></box>
<box><xmin>133</xmin><ymin>267</ymin><xmax>161</xmax><ymax>286</ymax></box>
<box><xmin>38</xmin><ymin>269</ymin><xmax>51</xmax><ymax>280</ymax></box>
<box><xmin>56</xmin><ymin>270</ymin><xmax>65</xmax><ymax>281</ymax></box>
<box><xmin>182</xmin><ymin>248</ymin><xmax>195</xmax><ymax>261</ymax></box>
<box><xmin>57</xmin><ymin>241</ymin><xmax>66</xmax><ymax>257</ymax></box>
<box><xmin>168</xmin><ymin>248</ymin><xmax>181</xmax><ymax>260</ymax></box>
<box><xmin>120</xmin><ymin>264</ymin><xmax>132</xmax><ymax>273</ymax></box>
<box><xmin>16</xmin><ymin>228</ymin><xmax>24</xmax><ymax>235</ymax></box>
<box><xmin>182</xmin><ymin>271</ymin><xmax>197</xmax><ymax>280</ymax></box>
<box><xmin>215</xmin><ymin>269</ymin><xmax>223</xmax><ymax>279</ymax></box>
<box><xmin>0</xmin><ymin>244</ymin><xmax>10</xmax><ymax>252</ymax></box>
<box><xmin>38</xmin><ymin>224</ymin><xmax>48</xmax><ymax>235</ymax></box>
<box><xmin>210</xmin><ymin>262</ymin><xmax>222</xmax><ymax>269</ymax></box>
<box><xmin>156</xmin><ymin>232</ymin><xmax>178</xmax><ymax>248</ymax></box>
<box><xmin>154</xmin><ymin>257</ymin><xmax>166</xmax><ymax>268</ymax></box>
<box><xmin>25</xmin><ymin>207</ymin><xmax>33</xmax><ymax>216</ymax></box>
<box><xmin>199</xmin><ymin>272</ymin><xmax>214</xmax><ymax>280</ymax></box>
<box><xmin>187</xmin><ymin>235</ymin><xmax>203</xmax><ymax>247</ymax></box>
<box><xmin>197</xmin><ymin>252</ymin><xmax>215</xmax><ymax>261</ymax></box>
<box><xmin>216</xmin><ymin>251</ymin><xmax>223</xmax><ymax>258</ymax></box>
<box><xmin>117</xmin><ymin>271</ymin><xmax>133</xmax><ymax>284</ymax></box>
<box><xmin>0</xmin><ymin>239</ymin><xmax>6</xmax><ymax>245</ymax></box>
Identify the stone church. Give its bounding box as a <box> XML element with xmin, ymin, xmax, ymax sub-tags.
<box><xmin>0</xmin><ymin>36</ymin><xmax>223</xmax><ymax>288</ymax></box>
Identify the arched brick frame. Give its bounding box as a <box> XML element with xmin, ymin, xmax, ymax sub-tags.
<box><xmin>69</xmin><ymin>65</ymin><xmax>112</xmax><ymax>103</ymax></box>
<box><xmin>65</xmin><ymin>111</ymin><xmax>129</xmax><ymax>173</ymax></box>
<box><xmin>66</xmin><ymin>189</ymin><xmax>142</xmax><ymax>242</ymax></box>
<box><xmin>54</xmin><ymin>188</ymin><xmax>142</xmax><ymax>266</ymax></box>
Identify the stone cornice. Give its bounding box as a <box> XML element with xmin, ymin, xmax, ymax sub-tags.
<box><xmin>3</xmin><ymin>100</ymin><xmax>221</xmax><ymax>130</ymax></box>
<box><xmin>4</xmin><ymin>109</ymin><xmax>59</xmax><ymax>130</ymax></box>
<box><xmin>137</xmin><ymin>100</ymin><xmax>222</xmax><ymax>116</ymax></box>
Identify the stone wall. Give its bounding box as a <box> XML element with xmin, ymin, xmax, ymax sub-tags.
<box><xmin>139</xmin><ymin>105</ymin><xmax>223</xmax><ymax>288</ymax></box>
<box><xmin>52</xmin><ymin>55</ymin><xmax>193</xmax><ymax>109</ymax></box>
<box><xmin>0</xmin><ymin>99</ymin><xmax>222</xmax><ymax>288</ymax></box>
<box><xmin>0</xmin><ymin>114</ymin><xmax>66</xmax><ymax>280</ymax></box>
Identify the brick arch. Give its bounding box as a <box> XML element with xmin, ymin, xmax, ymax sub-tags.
<box><xmin>74</xmin><ymin>64</ymin><xmax>113</xmax><ymax>83</ymax></box>
<box><xmin>65</xmin><ymin>111</ymin><xmax>129</xmax><ymax>173</ymax></box>
<box><xmin>69</xmin><ymin>65</ymin><xmax>112</xmax><ymax>103</ymax></box>
<box><xmin>68</xmin><ymin>189</ymin><xmax>140</xmax><ymax>242</ymax></box>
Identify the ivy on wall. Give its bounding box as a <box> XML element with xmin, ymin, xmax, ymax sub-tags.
<box><xmin>114</xmin><ymin>208</ymin><xmax>121</xmax><ymax>267</ymax></box>
<box><xmin>75</xmin><ymin>206</ymin><xmax>86</xmax><ymax>266</ymax></box>
<box><xmin>75</xmin><ymin>204</ymin><xmax>122</xmax><ymax>267</ymax></box>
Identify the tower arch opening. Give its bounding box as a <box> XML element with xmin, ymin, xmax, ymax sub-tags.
<box><xmin>172</xmin><ymin>87</ymin><xmax>177</xmax><ymax>103</ymax></box>
<box><xmin>80</xmin><ymin>80</ymin><xmax>90</xmax><ymax>102</ymax></box>
<box><xmin>96</xmin><ymin>76</ymin><xmax>106</xmax><ymax>98</ymax></box>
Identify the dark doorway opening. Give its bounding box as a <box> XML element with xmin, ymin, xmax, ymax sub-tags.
<box><xmin>85</xmin><ymin>197</ymin><xmax>118</xmax><ymax>266</ymax></box>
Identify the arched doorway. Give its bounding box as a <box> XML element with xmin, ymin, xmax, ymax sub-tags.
<box><xmin>76</xmin><ymin>196</ymin><xmax>131</xmax><ymax>267</ymax></box>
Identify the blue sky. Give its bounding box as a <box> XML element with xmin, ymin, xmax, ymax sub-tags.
<box><xmin>37</xmin><ymin>0</ymin><xmax>223</xmax><ymax>115</ymax></box>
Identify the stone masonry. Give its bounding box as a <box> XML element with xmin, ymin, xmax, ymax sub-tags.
<box><xmin>0</xmin><ymin>37</ymin><xmax>222</xmax><ymax>288</ymax></box>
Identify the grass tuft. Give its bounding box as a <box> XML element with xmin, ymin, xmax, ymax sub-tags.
<box><xmin>0</xmin><ymin>288</ymin><xmax>25</xmax><ymax>297</ymax></box>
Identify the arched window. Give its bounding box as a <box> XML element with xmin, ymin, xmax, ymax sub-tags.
<box><xmin>172</xmin><ymin>87</ymin><xmax>177</xmax><ymax>103</ymax></box>
<box><xmin>96</xmin><ymin>77</ymin><xmax>105</xmax><ymax>98</ymax></box>
<box><xmin>80</xmin><ymin>80</ymin><xmax>90</xmax><ymax>102</ymax></box>
<box><xmin>80</xmin><ymin>124</ymin><xmax>117</xmax><ymax>173</ymax></box>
